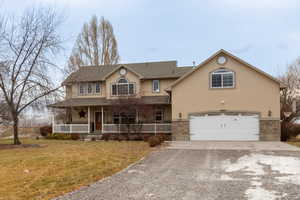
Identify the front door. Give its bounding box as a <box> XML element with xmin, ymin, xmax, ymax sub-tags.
<box><xmin>95</xmin><ymin>112</ymin><xmax>104</xmax><ymax>131</ymax></box>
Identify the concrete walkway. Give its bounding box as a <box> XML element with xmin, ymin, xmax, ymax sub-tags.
<box><xmin>166</xmin><ymin>141</ymin><xmax>300</xmax><ymax>151</ymax></box>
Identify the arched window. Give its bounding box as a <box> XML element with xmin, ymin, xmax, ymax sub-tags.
<box><xmin>118</xmin><ymin>78</ymin><xmax>128</xmax><ymax>84</ymax></box>
<box><xmin>112</xmin><ymin>77</ymin><xmax>135</xmax><ymax>96</ymax></box>
<box><xmin>211</xmin><ymin>68</ymin><xmax>235</xmax><ymax>88</ymax></box>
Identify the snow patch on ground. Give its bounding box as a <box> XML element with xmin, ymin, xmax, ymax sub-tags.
<box><xmin>222</xmin><ymin>153</ymin><xmax>300</xmax><ymax>199</ymax></box>
<box><xmin>245</xmin><ymin>186</ymin><xmax>281</xmax><ymax>200</ymax></box>
<box><xmin>220</xmin><ymin>174</ymin><xmax>236</xmax><ymax>181</ymax></box>
<box><xmin>222</xmin><ymin>154</ymin><xmax>265</xmax><ymax>176</ymax></box>
<box><xmin>222</xmin><ymin>153</ymin><xmax>300</xmax><ymax>180</ymax></box>
<box><xmin>276</xmin><ymin>175</ymin><xmax>300</xmax><ymax>185</ymax></box>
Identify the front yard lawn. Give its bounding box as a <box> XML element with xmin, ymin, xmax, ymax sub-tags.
<box><xmin>0</xmin><ymin>139</ymin><xmax>151</xmax><ymax>200</ymax></box>
<box><xmin>288</xmin><ymin>142</ymin><xmax>300</xmax><ymax>148</ymax></box>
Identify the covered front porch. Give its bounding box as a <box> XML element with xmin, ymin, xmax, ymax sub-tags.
<box><xmin>49</xmin><ymin>96</ymin><xmax>172</xmax><ymax>135</ymax></box>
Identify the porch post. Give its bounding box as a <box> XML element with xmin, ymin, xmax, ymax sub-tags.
<box><xmin>88</xmin><ymin>106</ymin><xmax>90</xmax><ymax>133</ymax></box>
<box><xmin>101</xmin><ymin>106</ymin><xmax>104</xmax><ymax>133</ymax></box>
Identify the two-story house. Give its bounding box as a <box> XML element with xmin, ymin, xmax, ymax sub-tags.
<box><xmin>49</xmin><ymin>49</ymin><xmax>285</xmax><ymax>141</ymax></box>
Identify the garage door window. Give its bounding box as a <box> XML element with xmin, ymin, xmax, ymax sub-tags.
<box><xmin>211</xmin><ymin>69</ymin><xmax>234</xmax><ymax>88</ymax></box>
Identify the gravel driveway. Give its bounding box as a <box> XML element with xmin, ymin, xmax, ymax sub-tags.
<box><xmin>54</xmin><ymin>142</ymin><xmax>300</xmax><ymax>200</ymax></box>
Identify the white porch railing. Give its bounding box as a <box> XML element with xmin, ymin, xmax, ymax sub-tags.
<box><xmin>53</xmin><ymin>124</ymin><xmax>89</xmax><ymax>133</ymax></box>
<box><xmin>103</xmin><ymin>123</ymin><xmax>171</xmax><ymax>134</ymax></box>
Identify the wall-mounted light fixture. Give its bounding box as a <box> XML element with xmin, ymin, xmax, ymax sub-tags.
<box><xmin>268</xmin><ymin>110</ymin><xmax>272</xmax><ymax>117</ymax></box>
<box><xmin>178</xmin><ymin>112</ymin><xmax>182</xmax><ymax>119</ymax></box>
<box><xmin>221</xmin><ymin>100</ymin><xmax>225</xmax><ymax>105</ymax></box>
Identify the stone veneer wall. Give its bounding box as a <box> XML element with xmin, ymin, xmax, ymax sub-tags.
<box><xmin>259</xmin><ymin>119</ymin><xmax>281</xmax><ymax>141</ymax></box>
<box><xmin>172</xmin><ymin>119</ymin><xmax>281</xmax><ymax>141</ymax></box>
<box><xmin>172</xmin><ymin>120</ymin><xmax>190</xmax><ymax>141</ymax></box>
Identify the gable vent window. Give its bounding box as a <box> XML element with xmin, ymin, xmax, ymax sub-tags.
<box><xmin>211</xmin><ymin>69</ymin><xmax>234</xmax><ymax>88</ymax></box>
<box><xmin>152</xmin><ymin>80</ymin><xmax>160</xmax><ymax>93</ymax></box>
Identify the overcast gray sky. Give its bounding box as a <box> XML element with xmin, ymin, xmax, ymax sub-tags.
<box><xmin>3</xmin><ymin>0</ymin><xmax>300</xmax><ymax>77</ymax></box>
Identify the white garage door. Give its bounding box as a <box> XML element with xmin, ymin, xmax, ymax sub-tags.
<box><xmin>190</xmin><ymin>114</ymin><xmax>259</xmax><ymax>141</ymax></box>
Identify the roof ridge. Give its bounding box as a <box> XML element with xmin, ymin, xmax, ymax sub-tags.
<box><xmin>78</xmin><ymin>60</ymin><xmax>177</xmax><ymax>68</ymax></box>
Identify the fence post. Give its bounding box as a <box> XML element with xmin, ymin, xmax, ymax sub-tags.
<box><xmin>154</xmin><ymin>123</ymin><xmax>157</xmax><ymax>136</ymax></box>
<box><xmin>119</xmin><ymin>123</ymin><xmax>121</xmax><ymax>135</ymax></box>
<box><xmin>70</xmin><ymin>124</ymin><xmax>72</xmax><ymax>134</ymax></box>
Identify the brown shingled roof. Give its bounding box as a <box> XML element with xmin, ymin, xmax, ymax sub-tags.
<box><xmin>62</xmin><ymin>61</ymin><xmax>193</xmax><ymax>85</ymax></box>
<box><xmin>48</xmin><ymin>96</ymin><xmax>170</xmax><ymax>108</ymax></box>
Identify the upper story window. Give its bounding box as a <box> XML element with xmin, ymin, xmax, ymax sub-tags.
<box><xmin>210</xmin><ymin>68</ymin><xmax>235</xmax><ymax>88</ymax></box>
<box><xmin>79</xmin><ymin>83</ymin><xmax>85</xmax><ymax>95</ymax></box>
<box><xmin>87</xmin><ymin>83</ymin><xmax>93</xmax><ymax>94</ymax></box>
<box><xmin>78</xmin><ymin>82</ymin><xmax>101</xmax><ymax>96</ymax></box>
<box><xmin>111</xmin><ymin>78</ymin><xmax>135</xmax><ymax>96</ymax></box>
<box><xmin>152</xmin><ymin>80</ymin><xmax>160</xmax><ymax>93</ymax></box>
<box><xmin>95</xmin><ymin>82</ymin><xmax>101</xmax><ymax>93</ymax></box>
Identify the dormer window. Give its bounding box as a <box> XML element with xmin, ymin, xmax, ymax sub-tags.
<box><xmin>210</xmin><ymin>69</ymin><xmax>234</xmax><ymax>88</ymax></box>
<box><xmin>111</xmin><ymin>78</ymin><xmax>135</xmax><ymax>96</ymax></box>
<box><xmin>118</xmin><ymin>78</ymin><xmax>128</xmax><ymax>83</ymax></box>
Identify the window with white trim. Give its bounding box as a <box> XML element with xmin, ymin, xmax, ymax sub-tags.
<box><xmin>111</xmin><ymin>78</ymin><xmax>135</xmax><ymax>96</ymax></box>
<box><xmin>113</xmin><ymin>112</ymin><xmax>136</xmax><ymax>124</ymax></box>
<box><xmin>152</xmin><ymin>80</ymin><xmax>160</xmax><ymax>93</ymax></box>
<box><xmin>79</xmin><ymin>83</ymin><xmax>86</xmax><ymax>95</ymax></box>
<box><xmin>211</xmin><ymin>69</ymin><xmax>234</xmax><ymax>88</ymax></box>
<box><xmin>87</xmin><ymin>83</ymin><xmax>93</xmax><ymax>94</ymax></box>
<box><xmin>155</xmin><ymin>109</ymin><xmax>164</xmax><ymax>122</ymax></box>
<box><xmin>78</xmin><ymin>82</ymin><xmax>101</xmax><ymax>96</ymax></box>
<box><xmin>95</xmin><ymin>82</ymin><xmax>101</xmax><ymax>93</ymax></box>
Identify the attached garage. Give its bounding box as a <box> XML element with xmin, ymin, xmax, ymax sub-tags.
<box><xmin>189</xmin><ymin>113</ymin><xmax>259</xmax><ymax>141</ymax></box>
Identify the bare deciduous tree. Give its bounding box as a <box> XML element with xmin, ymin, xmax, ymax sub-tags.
<box><xmin>67</xmin><ymin>15</ymin><xmax>120</xmax><ymax>74</ymax></box>
<box><xmin>111</xmin><ymin>97</ymin><xmax>154</xmax><ymax>140</ymax></box>
<box><xmin>0</xmin><ymin>7</ymin><xmax>64</xmax><ymax>144</ymax></box>
<box><xmin>279</xmin><ymin>59</ymin><xmax>300</xmax><ymax>140</ymax></box>
<box><xmin>0</xmin><ymin>97</ymin><xmax>10</xmax><ymax>125</ymax></box>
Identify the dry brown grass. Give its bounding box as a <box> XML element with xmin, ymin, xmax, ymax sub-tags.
<box><xmin>0</xmin><ymin>139</ymin><xmax>151</xmax><ymax>200</ymax></box>
<box><xmin>287</xmin><ymin>141</ymin><xmax>300</xmax><ymax>148</ymax></box>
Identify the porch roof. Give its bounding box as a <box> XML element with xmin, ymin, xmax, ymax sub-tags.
<box><xmin>48</xmin><ymin>96</ymin><xmax>170</xmax><ymax>108</ymax></box>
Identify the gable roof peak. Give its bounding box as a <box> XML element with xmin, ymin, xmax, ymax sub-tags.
<box><xmin>167</xmin><ymin>49</ymin><xmax>286</xmax><ymax>89</ymax></box>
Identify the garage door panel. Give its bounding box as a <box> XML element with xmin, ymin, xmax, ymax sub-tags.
<box><xmin>190</xmin><ymin>114</ymin><xmax>259</xmax><ymax>141</ymax></box>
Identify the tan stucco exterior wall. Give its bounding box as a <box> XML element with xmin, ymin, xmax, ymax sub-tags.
<box><xmin>171</xmin><ymin>54</ymin><xmax>281</xmax><ymax>120</ymax></box>
<box><xmin>140</xmin><ymin>79</ymin><xmax>176</xmax><ymax>96</ymax></box>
